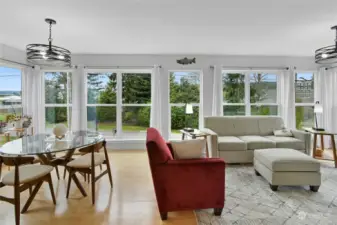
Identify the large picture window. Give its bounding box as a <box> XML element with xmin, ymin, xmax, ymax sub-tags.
<box><xmin>222</xmin><ymin>71</ymin><xmax>278</xmax><ymax>116</ymax></box>
<box><xmin>0</xmin><ymin>66</ymin><xmax>22</xmax><ymax>124</ymax></box>
<box><xmin>169</xmin><ymin>71</ymin><xmax>200</xmax><ymax>137</ymax></box>
<box><xmin>86</xmin><ymin>70</ymin><xmax>151</xmax><ymax>139</ymax></box>
<box><xmin>44</xmin><ymin>71</ymin><xmax>72</xmax><ymax>132</ymax></box>
<box><xmin>295</xmin><ymin>72</ymin><xmax>315</xmax><ymax>130</ymax></box>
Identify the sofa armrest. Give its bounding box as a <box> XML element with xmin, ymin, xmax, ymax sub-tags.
<box><xmin>291</xmin><ymin>129</ymin><xmax>311</xmax><ymax>154</ymax></box>
<box><xmin>201</xmin><ymin>128</ymin><xmax>219</xmax><ymax>158</ymax></box>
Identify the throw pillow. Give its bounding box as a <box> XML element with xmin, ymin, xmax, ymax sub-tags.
<box><xmin>273</xmin><ymin>129</ymin><xmax>293</xmax><ymax>137</ymax></box>
<box><xmin>170</xmin><ymin>139</ymin><xmax>206</xmax><ymax>159</ymax></box>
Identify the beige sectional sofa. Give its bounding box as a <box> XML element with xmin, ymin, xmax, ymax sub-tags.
<box><xmin>203</xmin><ymin>116</ymin><xmax>311</xmax><ymax>163</ymax></box>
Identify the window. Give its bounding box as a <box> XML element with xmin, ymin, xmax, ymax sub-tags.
<box><xmin>86</xmin><ymin>71</ymin><xmax>151</xmax><ymax>139</ymax></box>
<box><xmin>222</xmin><ymin>71</ymin><xmax>278</xmax><ymax>116</ymax></box>
<box><xmin>295</xmin><ymin>72</ymin><xmax>315</xmax><ymax>130</ymax></box>
<box><xmin>169</xmin><ymin>71</ymin><xmax>200</xmax><ymax>137</ymax></box>
<box><xmin>0</xmin><ymin>66</ymin><xmax>22</xmax><ymax>124</ymax></box>
<box><xmin>44</xmin><ymin>71</ymin><xmax>72</xmax><ymax>132</ymax></box>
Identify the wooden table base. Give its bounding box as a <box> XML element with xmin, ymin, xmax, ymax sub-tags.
<box><xmin>312</xmin><ymin>133</ymin><xmax>337</xmax><ymax>168</ymax></box>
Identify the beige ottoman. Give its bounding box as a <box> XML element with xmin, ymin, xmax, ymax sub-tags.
<box><xmin>254</xmin><ymin>148</ymin><xmax>321</xmax><ymax>192</ymax></box>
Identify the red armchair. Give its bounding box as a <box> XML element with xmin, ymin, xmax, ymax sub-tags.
<box><xmin>146</xmin><ymin>128</ymin><xmax>225</xmax><ymax>220</ymax></box>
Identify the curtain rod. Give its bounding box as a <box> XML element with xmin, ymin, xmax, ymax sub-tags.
<box><xmin>0</xmin><ymin>57</ymin><xmax>34</xmax><ymax>68</ymax></box>
<box><xmin>220</xmin><ymin>66</ymin><xmax>289</xmax><ymax>70</ymax></box>
<box><xmin>83</xmin><ymin>65</ymin><xmax>161</xmax><ymax>69</ymax></box>
<box><xmin>326</xmin><ymin>65</ymin><xmax>337</xmax><ymax>70</ymax></box>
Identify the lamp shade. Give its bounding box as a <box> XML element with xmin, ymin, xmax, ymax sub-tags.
<box><xmin>185</xmin><ymin>104</ymin><xmax>193</xmax><ymax>114</ymax></box>
<box><xmin>314</xmin><ymin>103</ymin><xmax>323</xmax><ymax>113</ymax></box>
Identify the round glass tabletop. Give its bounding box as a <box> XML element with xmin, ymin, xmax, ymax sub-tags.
<box><xmin>0</xmin><ymin>130</ymin><xmax>104</xmax><ymax>156</ymax></box>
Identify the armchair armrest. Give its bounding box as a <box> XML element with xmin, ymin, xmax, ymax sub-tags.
<box><xmin>155</xmin><ymin>158</ymin><xmax>225</xmax><ymax>210</ymax></box>
<box><xmin>291</xmin><ymin>129</ymin><xmax>311</xmax><ymax>155</ymax></box>
<box><xmin>200</xmin><ymin>128</ymin><xmax>219</xmax><ymax>157</ymax></box>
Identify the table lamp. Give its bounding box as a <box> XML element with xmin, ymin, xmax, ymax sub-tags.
<box><xmin>184</xmin><ymin>104</ymin><xmax>194</xmax><ymax>132</ymax></box>
<box><xmin>313</xmin><ymin>101</ymin><xmax>325</xmax><ymax>131</ymax></box>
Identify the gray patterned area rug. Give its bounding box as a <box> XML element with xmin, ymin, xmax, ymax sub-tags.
<box><xmin>195</xmin><ymin>162</ymin><xmax>337</xmax><ymax>225</ymax></box>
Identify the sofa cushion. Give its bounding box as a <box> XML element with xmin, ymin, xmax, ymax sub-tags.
<box><xmin>254</xmin><ymin>148</ymin><xmax>320</xmax><ymax>172</ymax></box>
<box><xmin>238</xmin><ymin>136</ymin><xmax>276</xmax><ymax>150</ymax></box>
<box><xmin>265</xmin><ymin>136</ymin><xmax>305</xmax><ymax>150</ymax></box>
<box><xmin>218</xmin><ymin>136</ymin><xmax>247</xmax><ymax>151</ymax></box>
<box><xmin>204</xmin><ymin>117</ymin><xmax>235</xmax><ymax>136</ymax></box>
<box><xmin>258</xmin><ymin>116</ymin><xmax>285</xmax><ymax>136</ymax></box>
<box><xmin>232</xmin><ymin>117</ymin><xmax>260</xmax><ymax>136</ymax></box>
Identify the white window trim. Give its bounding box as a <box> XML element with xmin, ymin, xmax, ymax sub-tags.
<box><xmin>293</xmin><ymin>70</ymin><xmax>316</xmax><ymax>129</ymax></box>
<box><xmin>168</xmin><ymin>70</ymin><xmax>202</xmax><ymax>136</ymax></box>
<box><xmin>85</xmin><ymin>69</ymin><xmax>152</xmax><ymax>140</ymax></box>
<box><xmin>42</xmin><ymin>70</ymin><xmax>72</xmax><ymax>131</ymax></box>
<box><xmin>222</xmin><ymin>70</ymin><xmax>280</xmax><ymax>116</ymax></box>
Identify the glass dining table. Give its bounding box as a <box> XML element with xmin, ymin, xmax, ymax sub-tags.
<box><xmin>0</xmin><ymin>130</ymin><xmax>105</xmax><ymax>197</ymax></box>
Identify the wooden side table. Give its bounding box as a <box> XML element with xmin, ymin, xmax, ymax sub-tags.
<box><xmin>303</xmin><ymin>127</ymin><xmax>337</xmax><ymax>168</ymax></box>
<box><xmin>180</xmin><ymin>129</ymin><xmax>211</xmax><ymax>157</ymax></box>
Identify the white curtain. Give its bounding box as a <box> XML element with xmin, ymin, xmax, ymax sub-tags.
<box><xmin>150</xmin><ymin>65</ymin><xmax>164</xmax><ymax>134</ymax></box>
<box><xmin>71</xmin><ymin>65</ymin><xmax>86</xmax><ymax>131</ymax></box>
<box><xmin>279</xmin><ymin>68</ymin><xmax>295</xmax><ymax>129</ymax></box>
<box><xmin>22</xmin><ymin>66</ymin><xmax>43</xmax><ymax>134</ymax></box>
<box><xmin>317</xmin><ymin>68</ymin><xmax>337</xmax><ymax>148</ymax></box>
<box><xmin>211</xmin><ymin>66</ymin><xmax>223</xmax><ymax>116</ymax></box>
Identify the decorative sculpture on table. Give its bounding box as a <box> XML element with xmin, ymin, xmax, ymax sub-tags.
<box><xmin>22</xmin><ymin>115</ymin><xmax>32</xmax><ymax>128</ymax></box>
<box><xmin>53</xmin><ymin>124</ymin><xmax>68</xmax><ymax>139</ymax></box>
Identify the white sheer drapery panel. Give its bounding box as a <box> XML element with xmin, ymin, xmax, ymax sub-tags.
<box><xmin>279</xmin><ymin>68</ymin><xmax>295</xmax><ymax>129</ymax></box>
<box><xmin>317</xmin><ymin>68</ymin><xmax>337</xmax><ymax>148</ymax></box>
<box><xmin>211</xmin><ymin>66</ymin><xmax>223</xmax><ymax>116</ymax></box>
<box><xmin>22</xmin><ymin>67</ymin><xmax>33</xmax><ymax>116</ymax></box>
<box><xmin>22</xmin><ymin>66</ymin><xmax>43</xmax><ymax>134</ymax></box>
<box><xmin>150</xmin><ymin>65</ymin><xmax>165</xmax><ymax>135</ymax></box>
<box><xmin>71</xmin><ymin>65</ymin><xmax>86</xmax><ymax>131</ymax></box>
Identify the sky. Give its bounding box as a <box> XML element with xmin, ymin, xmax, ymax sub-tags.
<box><xmin>0</xmin><ymin>66</ymin><xmax>22</xmax><ymax>91</ymax></box>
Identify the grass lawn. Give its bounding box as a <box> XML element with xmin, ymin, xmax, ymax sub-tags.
<box><xmin>0</xmin><ymin>136</ymin><xmax>18</xmax><ymax>146</ymax></box>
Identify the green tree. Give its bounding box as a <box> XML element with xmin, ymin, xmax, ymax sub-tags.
<box><xmin>45</xmin><ymin>72</ymin><xmax>68</xmax><ymax>124</ymax></box>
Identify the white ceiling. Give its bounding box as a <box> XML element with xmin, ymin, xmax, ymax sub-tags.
<box><xmin>1</xmin><ymin>0</ymin><xmax>337</xmax><ymax>56</ymax></box>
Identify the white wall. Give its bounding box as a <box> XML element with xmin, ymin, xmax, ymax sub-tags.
<box><xmin>0</xmin><ymin>44</ymin><xmax>27</xmax><ymax>65</ymax></box>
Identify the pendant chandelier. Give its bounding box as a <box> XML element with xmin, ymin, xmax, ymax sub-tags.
<box><xmin>315</xmin><ymin>25</ymin><xmax>337</xmax><ymax>64</ymax></box>
<box><xmin>26</xmin><ymin>18</ymin><xmax>71</xmax><ymax>67</ymax></box>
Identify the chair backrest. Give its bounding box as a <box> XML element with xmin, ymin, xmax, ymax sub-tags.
<box><xmin>0</xmin><ymin>155</ymin><xmax>35</xmax><ymax>166</ymax></box>
<box><xmin>78</xmin><ymin>141</ymin><xmax>105</xmax><ymax>154</ymax></box>
<box><xmin>146</xmin><ymin>128</ymin><xmax>173</xmax><ymax>165</ymax></box>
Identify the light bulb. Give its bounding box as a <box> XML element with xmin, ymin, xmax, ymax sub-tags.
<box><xmin>40</xmin><ymin>51</ymin><xmax>46</xmax><ymax>55</ymax></box>
<box><xmin>322</xmin><ymin>53</ymin><xmax>328</xmax><ymax>58</ymax></box>
<box><xmin>58</xmin><ymin>55</ymin><xmax>65</xmax><ymax>59</ymax></box>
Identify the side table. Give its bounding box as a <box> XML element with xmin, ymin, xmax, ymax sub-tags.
<box><xmin>303</xmin><ymin>127</ymin><xmax>337</xmax><ymax>168</ymax></box>
<box><xmin>180</xmin><ymin>129</ymin><xmax>211</xmax><ymax>157</ymax></box>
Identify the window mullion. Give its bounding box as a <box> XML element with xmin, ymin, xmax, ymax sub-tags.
<box><xmin>245</xmin><ymin>72</ymin><xmax>251</xmax><ymax>115</ymax></box>
<box><xmin>116</xmin><ymin>72</ymin><xmax>122</xmax><ymax>137</ymax></box>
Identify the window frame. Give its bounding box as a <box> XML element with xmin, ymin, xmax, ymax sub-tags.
<box><xmin>42</xmin><ymin>69</ymin><xmax>72</xmax><ymax>132</ymax></box>
<box><xmin>168</xmin><ymin>70</ymin><xmax>202</xmax><ymax>137</ymax></box>
<box><xmin>85</xmin><ymin>69</ymin><xmax>152</xmax><ymax>140</ymax></box>
<box><xmin>294</xmin><ymin>70</ymin><xmax>316</xmax><ymax>130</ymax></box>
<box><xmin>222</xmin><ymin>70</ymin><xmax>280</xmax><ymax>116</ymax></box>
<box><xmin>0</xmin><ymin>64</ymin><xmax>23</xmax><ymax>121</ymax></box>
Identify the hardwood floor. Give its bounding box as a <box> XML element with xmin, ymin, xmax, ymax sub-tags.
<box><xmin>0</xmin><ymin>150</ymin><xmax>197</xmax><ymax>225</ymax></box>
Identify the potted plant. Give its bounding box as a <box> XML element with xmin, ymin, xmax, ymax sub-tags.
<box><xmin>22</xmin><ymin>115</ymin><xmax>32</xmax><ymax>128</ymax></box>
<box><xmin>0</xmin><ymin>121</ymin><xmax>7</xmax><ymax>134</ymax></box>
<box><xmin>12</xmin><ymin>116</ymin><xmax>22</xmax><ymax>129</ymax></box>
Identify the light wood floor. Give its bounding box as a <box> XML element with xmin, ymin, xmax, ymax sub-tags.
<box><xmin>0</xmin><ymin>151</ymin><xmax>197</xmax><ymax>225</ymax></box>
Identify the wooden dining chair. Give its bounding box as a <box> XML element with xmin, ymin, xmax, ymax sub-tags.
<box><xmin>0</xmin><ymin>156</ymin><xmax>56</xmax><ymax>225</ymax></box>
<box><xmin>66</xmin><ymin>140</ymin><xmax>113</xmax><ymax>204</ymax></box>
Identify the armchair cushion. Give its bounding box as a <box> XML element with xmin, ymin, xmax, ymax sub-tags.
<box><xmin>171</xmin><ymin>139</ymin><xmax>206</xmax><ymax>159</ymax></box>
